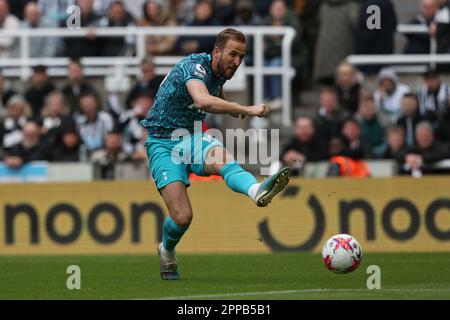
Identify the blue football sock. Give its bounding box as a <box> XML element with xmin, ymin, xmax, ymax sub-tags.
<box><xmin>162</xmin><ymin>217</ymin><xmax>188</xmax><ymax>251</ymax></box>
<box><xmin>220</xmin><ymin>161</ymin><xmax>258</xmax><ymax>196</ymax></box>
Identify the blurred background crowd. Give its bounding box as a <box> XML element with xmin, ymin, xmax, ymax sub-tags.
<box><xmin>0</xmin><ymin>0</ymin><xmax>449</xmax><ymax>178</ymax></box>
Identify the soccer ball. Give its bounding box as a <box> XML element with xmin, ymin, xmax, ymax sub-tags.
<box><xmin>322</xmin><ymin>234</ymin><xmax>362</xmax><ymax>274</ymax></box>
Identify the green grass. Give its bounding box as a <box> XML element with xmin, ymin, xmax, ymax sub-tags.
<box><xmin>1</xmin><ymin>253</ymin><xmax>450</xmax><ymax>299</ymax></box>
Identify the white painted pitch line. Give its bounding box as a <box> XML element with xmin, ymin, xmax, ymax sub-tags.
<box><xmin>148</xmin><ymin>288</ymin><xmax>450</xmax><ymax>300</ymax></box>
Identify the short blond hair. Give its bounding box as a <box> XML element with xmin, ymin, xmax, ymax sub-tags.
<box><xmin>6</xmin><ymin>95</ymin><xmax>33</xmax><ymax>118</ymax></box>
<box><xmin>214</xmin><ymin>28</ymin><xmax>246</xmax><ymax>50</ymax></box>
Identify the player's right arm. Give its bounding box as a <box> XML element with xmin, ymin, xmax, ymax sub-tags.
<box><xmin>186</xmin><ymin>80</ymin><xmax>269</xmax><ymax>118</ymax></box>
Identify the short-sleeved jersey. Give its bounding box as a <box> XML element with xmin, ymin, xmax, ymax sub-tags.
<box><xmin>140</xmin><ymin>53</ymin><xmax>227</xmax><ymax>138</ymax></box>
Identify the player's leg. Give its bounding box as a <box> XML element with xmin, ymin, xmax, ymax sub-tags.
<box><xmin>203</xmin><ymin>145</ymin><xmax>291</xmax><ymax>207</ymax></box>
<box><xmin>157</xmin><ymin>181</ymin><xmax>192</xmax><ymax>280</ymax></box>
<box><xmin>203</xmin><ymin>146</ymin><xmax>259</xmax><ymax>196</ymax></box>
<box><xmin>145</xmin><ymin>136</ymin><xmax>191</xmax><ymax>280</ymax></box>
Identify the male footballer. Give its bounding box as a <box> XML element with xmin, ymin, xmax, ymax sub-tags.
<box><xmin>140</xmin><ymin>28</ymin><xmax>291</xmax><ymax>280</ymax></box>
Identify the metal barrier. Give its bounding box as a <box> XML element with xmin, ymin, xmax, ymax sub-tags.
<box><xmin>347</xmin><ymin>24</ymin><xmax>443</xmax><ymax>70</ymax></box>
<box><xmin>0</xmin><ymin>26</ymin><xmax>297</xmax><ymax>127</ymax></box>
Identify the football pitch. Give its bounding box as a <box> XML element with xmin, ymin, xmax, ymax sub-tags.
<box><xmin>1</xmin><ymin>253</ymin><xmax>450</xmax><ymax>300</ymax></box>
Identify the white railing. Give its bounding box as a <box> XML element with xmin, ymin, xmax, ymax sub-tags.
<box><xmin>347</xmin><ymin>24</ymin><xmax>442</xmax><ymax>69</ymax></box>
<box><xmin>0</xmin><ymin>26</ymin><xmax>297</xmax><ymax>127</ymax></box>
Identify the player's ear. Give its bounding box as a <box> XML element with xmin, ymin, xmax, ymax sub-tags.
<box><xmin>212</xmin><ymin>46</ymin><xmax>221</xmax><ymax>59</ymax></box>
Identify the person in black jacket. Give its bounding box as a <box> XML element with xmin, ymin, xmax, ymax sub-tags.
<box><xmin>335</xmin><ymin>62</ymin><xmax>362</xmax><ymax>115</ymax></box>
<box><xmin>50</xmin><ymin>124</ymin><xmax>81</xmax><ymax>162</ymax></box>
<box><xmin>438</xmin><ymin>100</ymin><xmax>450</xmax><ymax>141</ymax></box>
<box><xmin>63</xmin><ymin>0</ymin><xmax>101</xmax><ymax>58</ymax></box>
<box><xmin>3</xmin><ymin>121</ymin><xmax>50</xmax><ymax>168</ymax></box>
<box><xmin>281</xmin><ymin>116</ymin><xmax>329</xmax><ymax>175</ymax></box>
<box><xmin>355</xmin><ymin>0</ymin><xmax>397</xmax><ymax>73</ymax></box>
<box><xmin>61</xmin><ymin>59</ymin><xmax>101</xmax><ymax>115</ymax></box>
<box><xmin>177</xmin><ymin>0</ymin><xmax>221</xmax><ymax>55</ymax></box>
<box><xmin>124</xmin><ymin>57</ymin><xmax>161</xmax><ymax>109</ymax></box>
<box><xmin>0</xmin><ymin>69</ymin><xmax>15</xmax><ymax>118</ymax></box>
<box><xmin>379</xmin><ymin>125</ymin><xmax>408</xmax><ymax>162</ymax></box>
<box><xmin>97</xmin><ymin>1</ymin><xmax>136</xmax><ymax>57</ymax></box>
<box><xmin>396</xmin><ymin>93</ymin><xmax>426</xmax><ymax>147</ymax></box>
<box><xmin>401</xmin><ymin>120</ymin><xmax>449</xmax><ymax>175</ymax></box>
<box><xmin>314</xmin><ymin>87</ymin><xmax>349</xmax><ymax>140</ymax></box>
<box><xmin>404</xmin><ymin>0</ymin><xmax>439</xmax><ymax>54</ymax></box>
<box><xmin>24</xmin><ymin>65</ymin><xmax>55</xmax><ymax>122</ymax></box>
<box><xmin>332</xmin><ymin>118</ymin><xmax>373</xmax><ymax>160</ymax></box>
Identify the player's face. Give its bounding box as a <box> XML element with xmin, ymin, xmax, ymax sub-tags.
<box><xmin>217</xmin><ymin>40</ymin><xmax>246</xmax><ymax>80</ymax></box>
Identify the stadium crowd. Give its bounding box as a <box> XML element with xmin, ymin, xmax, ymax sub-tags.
<box><xmin>0</xmin><ymin>0</ymin><xmax>449</xmax><ymax>177</ymax></box>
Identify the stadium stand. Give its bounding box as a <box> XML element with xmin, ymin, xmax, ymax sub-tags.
<box><xmin>0</xmin><ymin>0</ymin><xmax>449</xmax><ymax>182</ymax></box>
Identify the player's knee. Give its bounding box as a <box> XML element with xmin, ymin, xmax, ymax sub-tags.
<box><xmin>172</xmin><ymin>209</ymin><xmax>193</xmax><ymax>227</ymax></box>
<box><xmin>207</xmin><ymin>147</ymin><xmax>233</xmax><ymax>165</ymax></box>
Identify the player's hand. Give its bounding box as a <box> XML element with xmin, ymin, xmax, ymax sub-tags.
<box><xmin>248</xmin><ymin>104</ymin><xmax>270</xmax><ymax>118</ymax></box>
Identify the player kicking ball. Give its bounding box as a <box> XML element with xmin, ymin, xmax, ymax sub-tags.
<box><xmin>140</xmin><ymin>28</ymin><xmax>291</xmax><ymax>280</ymax></box>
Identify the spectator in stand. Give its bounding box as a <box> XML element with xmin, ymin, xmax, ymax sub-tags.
<box><xmin>335</xmin><ymin>62</ymin><xmax>362</xmax><ymax>115</ymax></box>
<box><xmin>24</xmin><ymin>65</ymin><xmax>56</xmax><ymax>122</ymax></box>
<box><xmin>313</xmin><ymin>0</ymin><xmax>360</xmax><ymax>84</ymax></box>
<box><xmin>314</xmin><ymin>87</ymin><xmax>349</xmax><ymax>141</ymax></box>
<box><xmin>417</xmin><ymin>69</ymin><xmax>449</xmax><ymax>122</ymax></box>
<box><xmin>0</xmin><ymin>95</ymin><xmax>32</xmax><ymax>151</ymax></box>
<box><xmin>327</xmin><ymin>118</ymin><xmax>372</xmax><ymax>176</ymax></box>
<box><xmin>402</xmin><ymin>121</ymin><xmax>449</xmax><ymax>176</ymax></box>
<box><xmin>252</xmin><ymin>0</ymin><xmax>272</xmax><ymax>18</ymax></box>
<box><xmin>374</xmin><ymin>68</ymin><xmax>411</xmax><ymax>125</ymax></box>
<box><xmin>296</xmin><ymin>0</ymin><xmax>322</xmax><ymax>88</ymax></box>
<box><xmin>334</xmin><ymin>118</ymin><xmax>372</xmax><ymax>160</ymax></box>
<box><xmin>281</xmin><ymin>116</ymin><xmax>329</xmax><ymax>175</ymax></box>
<box><xmin>138</xmin><ymin>0</ymin><xmax>178</xmax><ymax>56</ymax></box>
<box><xmin>214</xmin><ymin>0</ymin><xmax>236</xmax><ymax>25</ymax></box>
<box><xmin>358</xmin><ymin>96</ymin><xmax>385</xmax><ymax>157</ymax></box>
<box><xmin>233</xmin><ymin>0</ymin><xmax>263</xmax><ymax>66</ymax></box>
<box><xmin>379</xmin><ymin>125</ymin><xmax>408</xmax><ymax>162</ymax></box>
<box><xmin>61</xmin><ymin>59</ymin><xmax>101</xmax><ymax>115</ymax></box>
<box><xmin>0</xmin><ymin>70</ymin><xmax>16</xmax><ymax>118</ymax></box>
<box><xmin>91</xmin><ymin>130</ymin><xmax>130</xmax><ymax>179</ymax></box>
<box><xmin>120</xmin><ymin>89</ymin><xmax>153</xmax><ymax>159</ymax></box>
<box><xmin>438</xmin><ymin>98</ymin><xmax>450</xmax><ymax>141</ymax></box>
<box><xmin>50</xmin><ymin>125</ymin><xmax>81</xmax><ymax>162</ymax></box>
<box><xmin>404</xmin><ymin>0</ymin><xmax>439</xmax><ymax>54</ymax></box>
<box><xmin>167</xmin><ymin>0</ymin><xmax>197</xmax><ymax>26</ymax></box>
<box><xmin>63</xmin><ymin>0</ymin><xmax>101</xmax><ymax>58</ymax></box>
<box><xmin>177</xmin><ymin>0</ymin><xmax>221</xmax><ymax>55</ymax></box>
<box><xmin>124</xmin><ymin>57</ymin><xmax>161</xmax><ymax>110</ymax></box>
<box><xmin>355</xmin><ymin>0</ymin><xmax>397</xmax><ymax>73</ymax></box>
<box><xmin>75</xmin><ymin>92</ymin><xmax>114</xmax><ymax>156</ymax></box>
<box><xmin>39</xmin><ymin>91</ymin><xmax>71</xmax><ymax>148</ymax></box>
<box><xmin>3</xmin><ymin>121</ymin><xmax>50</xmax><ymax>168</ymax></box>
<box><xmin>397</xmin><ymin>93</ymin><xmax>426</xmax><ymax>147</ymax></box>
<box><xmin>0</xmin><ymin>0</ymin><xmax>20</xmax><ymax>58</ymax></box>
<box><xmin>263</xmin><ymin>0</ymin><xmax>302</xmax><ymax>104</ymax></box>
<box><xmin>38</xmin><ymin>0</ymin><xmax>75</xmax><ymax>24</ymax></box>
<box><xmin>97</xmin><ymin>1</ymin><xmax>136</xmax><ymax>56</ymax></box>
<box><xmin>434</xmin><ymin>0</ymin><xmax>450</xmax><ymax>59</ymax></box>
<box><xmin>12</xmin><ymin>2</ymin><xmax>61</xmax><ymax>58</ymax></box>
<box><xmin>7</xmin><ymin>0</ymin><xmax>32</xmax><ymax>20</ymax></box>
<box><xmin>91</xmin><ymin>0</ymin><xmax>115</xmax><ymax>16</ymax></box>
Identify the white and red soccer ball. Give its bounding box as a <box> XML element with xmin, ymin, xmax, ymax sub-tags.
<box><xmin>322</xmin><ymin>234</ymin><xmax>362</xmax><ymax>274</ymax></box>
